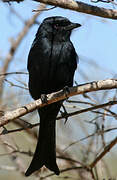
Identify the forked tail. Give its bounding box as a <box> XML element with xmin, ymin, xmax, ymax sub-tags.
<box><xmin>25</xmin><ymin>102</ymin><xmax>62</xmax><ymax>176</ymax></box>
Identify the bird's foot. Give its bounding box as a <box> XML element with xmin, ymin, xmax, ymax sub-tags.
<box><xmin>63</xmin><ymin>86</ymin><xmax>70</xmax><ymax>99</ymax></box>
<box><xmin>41</xmin><ymin>94</ymin><xmax>48</xmax><ymax>104</ymax></box>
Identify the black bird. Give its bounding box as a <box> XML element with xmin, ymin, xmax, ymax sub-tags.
<box><xmin>25</xmin><ymin>16</ymin><xmax>81</xmax><ymax>176</ymax></box>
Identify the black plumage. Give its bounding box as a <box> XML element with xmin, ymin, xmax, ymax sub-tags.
<box><xmin>25</xmin><ymin>16</ymin><xmax>81</xmax><ymax>176</ymax></box>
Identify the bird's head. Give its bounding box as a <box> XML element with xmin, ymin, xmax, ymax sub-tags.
<box><xmin>36</xmin><ymin>16</ymin><xmax>81</xmax><ymax>42</ymax></box>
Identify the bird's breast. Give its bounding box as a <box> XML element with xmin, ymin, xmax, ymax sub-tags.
<box><xmin>28</xmin><ymin>39</ymin><xmax>76</xmax><ymax>98</ymax></box>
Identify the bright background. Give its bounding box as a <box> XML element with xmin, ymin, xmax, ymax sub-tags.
<box><xmin>0</xmin><ymin>0</ymin><xmax>117</xmax><ymax>179</ymax></box>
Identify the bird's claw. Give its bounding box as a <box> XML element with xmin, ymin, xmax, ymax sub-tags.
<box><xmin>63</xmin><ymin>86</ymin><xmax>70</xmax><ymax>99</ymax></box>
<box><xmin>41</xmin><ymin>94</ymin><xmax>48</xmax><ymax>104</ymax></box>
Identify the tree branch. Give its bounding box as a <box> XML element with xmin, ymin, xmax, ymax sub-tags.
<box><xmin>90</xmin><ymin>136</ymin><xmax>117</xmax><ymax>168</ymax></box>
<box><xmin>2</xmin><ymin>0</ymin><xmax>117</xmax><ymax>20</ymax></box>
<box><xmin>0</xmin><ymin>79</ymin><xmax>117</xmax><ymax>127</ymax></box>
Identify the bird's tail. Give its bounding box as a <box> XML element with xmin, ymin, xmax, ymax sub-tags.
<box><xmin>25</xmin><ymin>102</ymin><xmax>62</xmax><ymax>176</ymax></box>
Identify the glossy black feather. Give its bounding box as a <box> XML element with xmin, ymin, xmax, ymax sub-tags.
<box><xmin>25</xmin><ymin>16</ymin><xmax>80</xmax><ymax>176</ymax></box>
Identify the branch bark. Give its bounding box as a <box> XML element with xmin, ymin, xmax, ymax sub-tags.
<box><xmin>2</xmin><ymin>0</ymin><xmax>117</xmax><ymax>20</ymax></box>
<box><xmin>0</xmin><ymin>78</ymin><xmax>117</xmax><ymax>127</ymax></box>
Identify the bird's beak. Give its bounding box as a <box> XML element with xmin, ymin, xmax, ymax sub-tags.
<box><xmin>66</xmin><ymin>23</ymin><xmax>81</xmax><ymax>31</ymax></box>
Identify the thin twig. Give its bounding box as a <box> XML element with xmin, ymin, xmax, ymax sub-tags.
<box><xmin>0</xmin><ymin>71</ymin><xmax>28</xmax><ymax>76</ymax></box>
<box><xmin>32</xmin><ymin>6</ymin><xmax>56</xmax><ymax>12</ymax></box>
<box><xmin>4</xmin><ymin>79</ymin><xmax>28</xmax><ymax>90</ymax></box>
<box><xmin>90</xmin><ymin>136</ymin><xmax>117</xmax><ymax>168</ymax></box>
